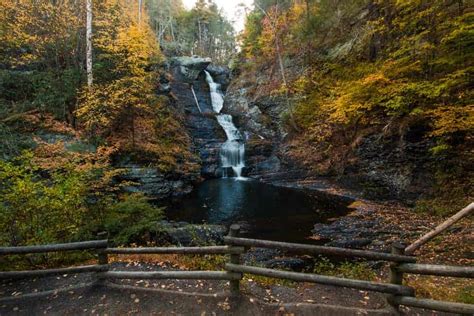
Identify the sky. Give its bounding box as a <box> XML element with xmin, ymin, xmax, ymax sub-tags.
<box><xmin>182</xmin><ymin>0</ymin><xmax>254</xmax><ymax>33</ymax></box>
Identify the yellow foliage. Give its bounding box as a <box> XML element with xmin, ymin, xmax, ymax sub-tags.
<box><xmin>0</xmin><ymin>0</ymin><xmax>82</xmax><ymax>67</ymax></box>
<box><xmin>429</xmin><ymin>105</ymin><xmax>474</xmax><ymax>137</ymax></box>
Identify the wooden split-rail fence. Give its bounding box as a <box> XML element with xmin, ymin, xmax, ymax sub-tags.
<box><xmin>1</xmin><ymin>225</ymin><xmax>473</xmax><ymax>315</ymax></box>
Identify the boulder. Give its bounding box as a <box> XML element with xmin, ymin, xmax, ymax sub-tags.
<box><xmin>206</xmin><ymin>64</ymin><xmax>231</xmax><ymax>91</ymax></box>
<box><xmin>265</xmin><ymin>258</ymin><xmax>309</xmax><ymax>272</ymax></box>
<box><xmin>242</xmin><ymin>248</ymin><xmax>281</xmax><ymax>265</ymax></box>
<box><xmin>171</xmin><ymin>56</ymin><xmax>212</xmax><ymax>83</ymax></box>
<box><xmin>153</xmin><ymin>221</ymin><xmax>227</xmax><ymax>246</ymax></box>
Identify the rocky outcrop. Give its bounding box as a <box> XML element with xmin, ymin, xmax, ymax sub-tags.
<box><xmin>222</xmin><ymin>82</ymin><xmax>288</xmax><ymax>177</ymax></box>
<box><xmin>340</xmin><ymin>133</ymin><xmax>435</xmax><ymax>200</ymax></box>
<box><xmin>206</xmin><ymin>64</ymin><xmax>231</xmax><ymax>92</ymax></box>
<box><xmin>167</xmin><ymin>57</ymin><xmax>230</xmax><ymax>179</ymax></box>
<box><xmin>117</xmin><ymin>56</ymin><xmax>231</xmax><ymax>189</ymax></box>
<box><xmin>170</xmin><ymin>56</ymin><xmax>212</xmax><ymax>83</ymax></box>
<box><xmin>116</xmin><ymin>165</ymin><xmax>196</xmax><ymax>200</ymax></box>
<box><xmin>224</xmin><ymin>86</ymin><xmax>278</xmax><ymax>140</ymax></box>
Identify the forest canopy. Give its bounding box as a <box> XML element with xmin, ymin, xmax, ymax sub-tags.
<box><xmin>146</xmin><ymin>0</ymin><xmax>237</xmax><ymax>63</ymax></box>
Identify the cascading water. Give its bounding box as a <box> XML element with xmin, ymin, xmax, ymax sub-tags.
<box><xmin>217</xmin><ymin>115</ymin><xmax>245</xmax><ymax>178</ymax></box>
<box><xmin>204</xmin><ymin>71</ymin><xmax>224</xmax><ymax>113</ymax></box>
<box><xmin>204</xmin><ymin>70</ymin><xmax>245</xmax><ymax>179</ymax></box>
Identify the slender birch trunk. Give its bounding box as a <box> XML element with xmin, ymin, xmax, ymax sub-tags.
<box><xmin>138</xmin><ymin>0</ymin><xmax>142</xmax><ymax>24</ymax></box>
<box><xmin>86</xmin><ymin>0</ymin><xmax>93</xmax><ymax>86</ymax></box>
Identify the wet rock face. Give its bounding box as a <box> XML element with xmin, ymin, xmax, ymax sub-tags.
<box><xmin>225</xmin><ymin>87</ymin><xmax>277</xmax><ymax>140</ymax></box>
<box><xmin>223</xmin><ymin>86</ymin><xmax>288</xmax><ymax>177</ymax></box>
<box><xmin>312</xmin><ymin>209</ymin><xmax>402</xmax><ymax>252</ymax></box>
<box><xmin>244</xmin><ymin>139</ymin><xmax>281</xmax><ymax>175</ymax></box>
<box><xmin>117</xmin><ymin>165</ymin><xmax>196</xmax><ymax>200</ymax></box>
<box><xmin>341</xmin><ymin>132</ymin><xmax>434</xmax><ymax>201</ymax></box>
<box><xmin>168</xmin><ymin>60</ymin><xmax>230</xmax><ymax>179</ymax></box>
<box><xmin>206</xmin><ymin>64</ymin><xmax>231</xmax><ymax>92</ymax></box>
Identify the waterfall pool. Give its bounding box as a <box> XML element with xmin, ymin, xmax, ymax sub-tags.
<box><xmin>165</xmin><ymin>178</ymin><xmax>352</xmax><ymax>244</ymax></box>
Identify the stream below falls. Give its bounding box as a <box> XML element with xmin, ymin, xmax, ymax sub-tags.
<box><xmin>165</xmin><ymin>178</ymin><xmax>351</xmax><ymax>243</ymax></box>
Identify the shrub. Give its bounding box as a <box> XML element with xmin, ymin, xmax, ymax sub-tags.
<box><xmin>313</xmin><ymin>256</ymin><xmax>377</xmax><ymax>281</ymax></box>
<box><xmin>104</xmin><ymin>193</ymin><xmax>165</xmax><ymax>245</ymax></box>
<box><xmin>0</xmin><ymin>152</ymin><xmax>90</xmax><ymax>246</ymax></box>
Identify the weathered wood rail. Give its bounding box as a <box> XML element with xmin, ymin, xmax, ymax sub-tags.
<box><xmin>1</xmin><ymin>224</ymin><xmax>473</xmax><ymax>315</ymax></box>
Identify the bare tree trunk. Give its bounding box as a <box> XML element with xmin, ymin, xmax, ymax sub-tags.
<box><xmin>255</xmin><ymin>2</ymin><xmax>299</xmax><ymax>132</ymax></box>
<box><xmin>191</xmin><ymin>85</ymin><xmax>202</xmax><ymax>113</ymax></box>
<box><xmin>276</xmin><ymin>37</ymin><xmax>299</xmax><ymax>132</ymax></box>
<box><xmin>138</xmin><ymin>0</ymin><xmax>142</xmax><ymax>24</ymax></box>
<box><xmin>198</xmin><ymin>19</ymin><xmax>203</xmax><ymax>55</ymax></box>
<box><xmin>170</xmin><ymin>18</ymin><xmax>176</xmax><ymax>41</ymax></box>
<box><xmin>86</xmin><ymin>0</ymin><xmax>93</xmax><ymax>87</ymax></box>
<box><xmin>405</xmin><ymin>202</ymin><xmax>474</xmax><ymax>254</ymax></box>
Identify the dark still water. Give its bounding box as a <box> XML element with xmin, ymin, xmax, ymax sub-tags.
<box><xmin>165</xmin><ymin>178</ymin><xmax>352</xmax><ymax>244</ymax></box>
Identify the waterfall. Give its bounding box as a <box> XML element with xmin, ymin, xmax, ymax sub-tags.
<box><xmin>204</xmin><ymin>71</ymin><xmax>224</xmax><ymax>113</ymax></box>
<box><xmin>204</xmin><ymin>70</ymin><xmax>245</xmax><ymax>179</ymax></box>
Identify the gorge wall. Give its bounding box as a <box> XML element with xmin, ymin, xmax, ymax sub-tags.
<box><xmin>223</xmin><ymin>76</ymin><xmax>434</xmax><ymax>202</ymax></box>
<box><xmin>218</xmin><ymin>1</ymin><xmax>472</xmax><ymax>209</ymax></box>
<box><xmin>115</xmin><ymin>57</ymin><xmax>232</xmax><ymax>199</ymax></box>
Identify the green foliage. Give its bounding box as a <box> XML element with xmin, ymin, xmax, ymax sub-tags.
<box><xmin>0</xmin><ymin>123</ymin><xmax>36</xmax><ymax>159</ymax></box>
<box><xmin>244</xmin><ymin>274</ymin><xmax>296</xmax><ymax>288</ymax></box>
<box><xmin>429</xmin><ymin>143</ymin><xmax>451</xmax><ymax>156</ymax></box>
<box><xmin>0</xmin><ymin>152</ymin><xmax>90</xmax><ymax>246</ymax></box>
<box><xmin>0</xmin><ymin>69</ymin><xmax>83</xmax><ymax>120</ymax></box>
<box><xmin>457</xmin><ymin>286</ymin><xmax>474</xmax><ymax>304</ymax></box>
<box><xmin>0</xmin><ymin>0</ymin><xmax>197</xmax><ymax>267</ymax></box>
<box><xmin>241</xmin><ymin>11</ymin><xmax>264</xmax><ymax>59</ymax></box>
<box><xmin>0</xmin><ymin>151</ymin><xmax>170</xmax><ymax>269</ymax></box>
<box><xmin>104</xmin><ymin>193</ymin><xmax>165</xmax><ymax>245</ymax></box>
<box><xmin>313</xmin><ymin>256</ymin><xmax>377</xmax><ymax>281</ymax></box>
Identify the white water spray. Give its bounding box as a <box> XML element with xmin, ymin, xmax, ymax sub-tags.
<box><xmin>204</xmin><ymin>71</ymin><xmax>224</xmax><ymax>113</ymax></box>
<box><xmin>204</xmin><ymin>70</ymin><xmax>245</xmax><ymax>178</ymax></box>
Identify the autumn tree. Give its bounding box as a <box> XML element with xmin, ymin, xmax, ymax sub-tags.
<box><xmin>147</xmin><ymin>0</ymin><xmax>236</xmax><ymax>64</ymax></box>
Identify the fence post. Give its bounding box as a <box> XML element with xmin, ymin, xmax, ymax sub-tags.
<box><xmin>96</xmin><ymin>231</ymin><xmax>109</xmax><ymax>285</ymax></box>
<box><xmin>227</xmin><ymin>224</ymin><xmax>242</xmax><ymax>296</ymax></box>
<box><xmin>387</xmin><ymin>242</ymin><xmax>406</xmax><ymax>315</ymax></box>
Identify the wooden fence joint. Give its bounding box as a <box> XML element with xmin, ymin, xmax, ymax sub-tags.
<box><xmin>227</xmin><ymin>224</ymin><xmax>242</xmax><ymax>296</ymax></box>
<box><xmin>96</xmin><ymin>231</ymin><xmax>109</xmax><ymax>285</ymax></box>
<box><xmin>387</xmin><ymin>241</ymin><xmax>407</xmax><ymax>315</ymax></box>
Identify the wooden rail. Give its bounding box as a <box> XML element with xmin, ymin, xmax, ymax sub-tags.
<box><xmin>101</xmin><ymin>271</ymin><xmax>241</xmax><ymax>280</ymax></box>
<box><xmin>391</xmin><ymin>296</ymin><xmax>474</xmax><ymax>315</ymax></box>
<box><xmin>106</xmin><ymin>245</ymin><xmax>245</xmax><ymax>255</ymax></box>
<box><xmin>405</xmin><ymin>202</ymin><xmax>474</xmax><ymax>254</ymax></box>
<box><xmin>1</xmin><ymin>225</ymin><xmax>472</xmax><ymax>315</ymax></box>
<box><xmin>225</xmin><ymin>263</ymin><xmax>414</xmax><ymax>296</ymax></box>
<box><xmin>397</xmin><ymin>263</ymin><xmax>474</xmax><ymax>278</ymax></box>
<box><xmin>224</xmin><ymin>236</ymin><xmax>416</xmax><ymax>263</ymax></box>
<box><xmin>0</xmin><ymin>240</ymin><xmax>108</xmax><ymax>254</ymax></box>
<box><xmin>0</xmin><ymin>265</ymin><xmax>108</xmax><ymax>279</ymax></box>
